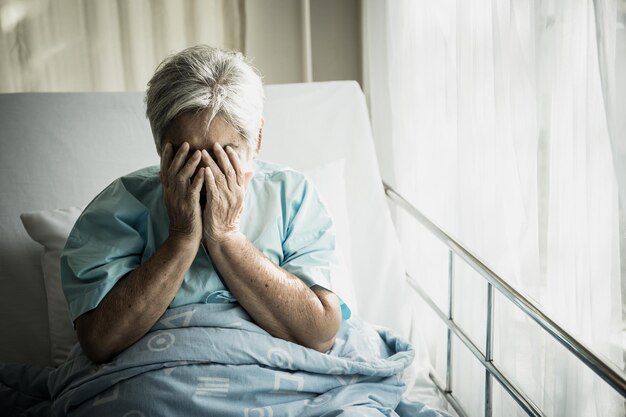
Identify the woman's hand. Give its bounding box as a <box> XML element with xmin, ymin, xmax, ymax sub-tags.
<box><xmin>160</xmin><ymin>142</ymin><xmax>205</xmax><ymax>244</ymax></box>
<box><xmin>202</xmin><ymin>143</ymin><xmax>254</xmax><ymax>246</ymax></box>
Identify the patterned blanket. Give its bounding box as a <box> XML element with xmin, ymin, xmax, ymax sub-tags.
<box><xmin>1</xmin><ymin>303</ymin><xmax>451</xmax><ymax>417</ymax></box>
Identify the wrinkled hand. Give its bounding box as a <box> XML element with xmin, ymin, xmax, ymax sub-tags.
<box><xmin>202</xmin><ymin>143</ymin><xmax>254</xmax><ymax>246</ymax></box>
<box><xmin>160</xmin><ymin>142</ymin><xmax>205</xmax><ymax>244</ymax></box>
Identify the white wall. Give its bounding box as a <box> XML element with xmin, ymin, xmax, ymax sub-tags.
<box><xmin>244</xmin><ymin>0</ymin><xmax>361</xmax><ymax>86</ymax></box>
<box><xmin>311</xmin><ymin>0</ymin><xmax>361</xmax><ymax>84</ymax></box>
<box><xmin>244</xmin><ymin>0</ymin><xmax>303</xmax><ymax>84</ymax></box>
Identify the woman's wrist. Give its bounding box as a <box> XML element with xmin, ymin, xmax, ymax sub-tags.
<box><xmin>203</xmin><ymin>230</ymin><xmax>245</xmax><ymax>254</ymax></box>
<box><xmin>166</xmin><ymin>231</ymin><xmax>202</xmax><ymax>254</ymax></box>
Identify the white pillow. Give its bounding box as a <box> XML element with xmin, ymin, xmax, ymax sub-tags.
<box><xmin>20</xmin><ymin>160</ymin><xmax>356</xmax><ymax>366</ymax></box>
<box><xmin>303</xmin><ymin>159</ymin><xmax>358</xmax><ymax>314</ymax></box>
<box><xmin>21</xmin><ymin>207</ymin><xmax>82</xmax><ymax>366</ymax></box>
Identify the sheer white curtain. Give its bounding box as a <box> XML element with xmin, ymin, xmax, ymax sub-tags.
<box><xmin>364</xmin><ymin>0</ymin><xmax>624</xmax><ymax>416</ymax></box>
<box><xmin>0</xmin><ymin>0</ymin><xmax>245</xmax><ymax>92</ymax></box>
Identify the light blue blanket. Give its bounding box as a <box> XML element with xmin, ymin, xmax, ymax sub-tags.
<box><xmin>1</xmin><ymin>303</ymin><xmax>451</xmax><ymax>416</ymax></box>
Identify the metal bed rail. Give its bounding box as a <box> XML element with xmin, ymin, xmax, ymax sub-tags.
<box><xmin>382</xmin><ymin>182</ymin><xmax>626</xmax><ymax>417</ymax></box>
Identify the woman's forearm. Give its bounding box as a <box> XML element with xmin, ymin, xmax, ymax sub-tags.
<box><xmin>74</xmin><ymin>236</ymin><xmax>198</xmax><ymax>363</ymax></box>
<box><xmin>205</xmin><ymin>233</ymin><xmax>342</xmax><ymax>353</ymax></box>
<box><xmin>199</xmin><ymin>144</ymin><xmax>340</xmax><ymax>352</ymax></box>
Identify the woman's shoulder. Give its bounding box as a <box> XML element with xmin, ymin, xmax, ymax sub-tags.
<box><xmin>116</xmin><ymin>165</ymin><xmax>161</xmax><ymax>195</ymax></box>
<box><xmin>72</xmin><ymin>166</ymin><xmax>161</xmax><ymax>235</ymax></box>
<box><xmin>86</xmin><ymin>166</ymin><xmax>161</xmax><ymax>210</ymax></box>
<box><xmin>253</xmin><ymin>159</ymin><xmax>307</xmax><ymax>184</ymax></box>
<box><xmin>252</xmin><ymin>160</ymin><xmax>319</xmax><ymax>207</ymax></box>
<box><xmin>118</xmin><ymin>165</ymin><xmax>161</xmax><ymax>184</ymax></box>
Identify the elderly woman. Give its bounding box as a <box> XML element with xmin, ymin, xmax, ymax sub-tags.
<box><xmin>0</xmin><ymin>45</ymin><xmax>452</xmax><ymax>417</ymax></box>
<box><xmin>61</xmin><ymin>45</ymin><xmax>348</xmax><ymax>364</ymax></box>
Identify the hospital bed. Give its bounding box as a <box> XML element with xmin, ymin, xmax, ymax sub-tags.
<box><xmin>0</xmin><ymin>81</ymin><xmax>623</xmax><ymax>416</ymax></box>
<box><xmin>0</xmin><ymin>81</ymin><xmax>445</xmax><ymax>414</ymax></box>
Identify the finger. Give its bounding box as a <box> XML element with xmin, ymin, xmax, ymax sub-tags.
<box><xmin>203</xmin><ymin>149</ymin><xmax>227</xmax><ymax>189</ymax></box>
<box><xmin>160</xmin><ymin>142</ymin><xmax>173</xmax><ymax>180</ymax></box>
<box><xmin>189</xmin><ymin>164</ymin><xmax>205</xmax><ymax>196</ymax></box>
<box><xmin>170</xmin><ymin>142</ymin><xmax>190</xmax><ymax>180</ymax></box>
<box><xmin>204</xmin><ymin>166</ymin><xmax>218</xmax><ymax>197</ymax></box>
<box><xmin>213</xmin><ymin>143</ymin><xmax>237</xmax><ymax>189</ymax></box>
<box><xmin>177</xmin><ymin>150</ymin><xmax>201</xmax><ymax>183</ymax></box>
<box><xmin>224</xmin><ymin>145</ymin><xmax>243</xmax><ymax>186</ymax></box>
<box><xmin>200</xmin><ymin>148</ymin><xmax>212</xmax><ymax>168</ymax></box>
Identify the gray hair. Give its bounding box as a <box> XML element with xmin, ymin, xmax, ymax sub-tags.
<box><xmin>145</xmin><ymin>45</ymin><xmax>264</xmax><ymax>155</ymax></box>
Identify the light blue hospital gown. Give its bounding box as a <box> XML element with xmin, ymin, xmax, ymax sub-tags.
<box><xmin>60</xmin><ymin>159</ymin><xmax>350</xmax><ymax>322</ymax></box>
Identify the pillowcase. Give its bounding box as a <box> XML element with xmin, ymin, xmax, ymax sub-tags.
<box><xmin>20</xmin><ymin>159</ymin><xmax>356</xmax><ymax>366</ymax></box>
<box><xmin>21</xmin><ymin>207</ymin><xmax>82</xmax><ymax>366</ymax></box>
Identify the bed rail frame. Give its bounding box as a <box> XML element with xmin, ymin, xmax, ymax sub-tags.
<box><xmin>383</xmin><ymin>182</ymin><xmax>626</xmax><ymax>417</ymax></box>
